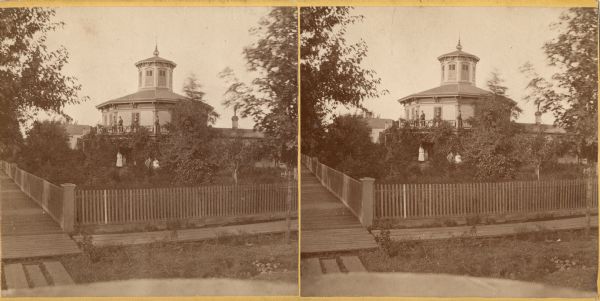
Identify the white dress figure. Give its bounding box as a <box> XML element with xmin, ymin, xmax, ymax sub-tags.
<box><xmin>418</xmin><ymin>146</ymin><xmax>425</xmax><ymax>162</ymax></box>
<box><xmin>152</xmin><ymin>159</ymin><xmax>160</xmax><ymax>169</ymax></box>
<box><xmin>116</xmin><ymin>152</ymin><xmax>123</xmax><ymax>168</ymax></box>
<box><xmin>454</xmin><ymin>153</ymin><xmax>462</xmax><ymax>164</ymax></box>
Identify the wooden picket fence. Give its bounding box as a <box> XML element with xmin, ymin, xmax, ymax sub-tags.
<box><xmin>76</xmin><ymin>184</ymin><xmax>298</xmax><ymax>225</ymax></box>
<box><xmin>376</xmin><ymin>179</ymin><xmax>598</xmax><ymax>219</ymax></box>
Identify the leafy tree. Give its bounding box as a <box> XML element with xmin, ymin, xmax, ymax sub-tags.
<box><xmin>221</xmin><ymin>7</ymin><xmax>297</xmax><ymax>167</ymax></box>
<box><xmin>19</xmin><ymin>120</ymin><xmax>84</xmax><ymax>185</ymax></box>
<box><xmin>209</xmin><ymin>137</ymin><xmax>264</xmax><ymax>185</ymax></box>
<box><xmin>0</xmin><ymin>8</ymin><xmax>85</xmax><ymax>159</ymax></box>
<box><xmin>521</xmin><ymin>8</ymin><xmax>598</xmax><ymax>161</ymax></box>
<box><xmin>300</xmin><ymin>7</ymin><xmax>386</xmax><ymax>154</ymax></box>
<box><xmin>520</xmin><ymin>131</ymin><xmax>563</xmax><ymax>180</ymax></box>
<box><xmin>161</xmin><ymin>99</ymin><xmax>217</xmax><ymax>185</ymax></box>
<box><xmin>461</xmin><ymin>73</ymin><xmax>524</xmax><ymax>180</ymax></box>
<box><xmin>320</xmin><ymin>115</ymin><xmax>385</xmax><ymax>179</ymax></box>
<box><xmin>183</xmin><ymin>73</ymin><xmax>219</xmax><ymax>123</ymax></box>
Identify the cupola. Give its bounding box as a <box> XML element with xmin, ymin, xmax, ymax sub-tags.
<box><xmin>438</xmin><ymin>39</ymin><xmax>479</xmax><ymax>86</ymax></box>
<box><xmin>135</xmin><ymin>45</ymin><xmax>177</xmax><ymax>91</ymax></box>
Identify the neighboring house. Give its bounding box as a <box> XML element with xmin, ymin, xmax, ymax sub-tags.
<box><xmin>63</xmin><ymin>124</ymin><xmax>91</xmax><ymax>149</ymax></box>
<box><xmin>363</xmin><ymin>113</ymin><xmax>394</xmax><ymax>143</ymax></box>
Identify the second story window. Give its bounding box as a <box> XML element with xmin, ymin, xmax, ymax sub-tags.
<box><xmin>145</xmin><ymin>69</ymin><xmax>153</xmax><ymax>86</ymax></box>
<box><xmin>461</xmin><ymin>63</ymin><xmax>470</xmax><ymax>81</ymax></box>
<box><xmin>448</xmin><ymin>64</ymin><xmax>456</xmax><ymax>80</ymax></box>
<box><xmin>158</xmin><ymin>69</ymin><xmax>167</xmax><ymax>86</ymax></box>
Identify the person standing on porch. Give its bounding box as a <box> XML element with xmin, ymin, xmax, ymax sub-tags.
<box><xmin>154</xmin><ymin>113</ymin><xmax>160</xmax><ymax>134</ymax></box>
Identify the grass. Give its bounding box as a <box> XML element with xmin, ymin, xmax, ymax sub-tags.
<box><xmin>60</xmin><ymin>233</ymin><xmax>297</xmax><ymax>284</ymax></box>
<box><xmin>362</xmin><ymin>229</ymin><xmax>597</xmax><ymax>292</ymax></box>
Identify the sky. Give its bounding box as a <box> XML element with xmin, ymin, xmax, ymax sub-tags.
<box><xmin>44</xmin><ymin>6</ymin><xmax>272</xmax><ymax>129</ymax></box>
<box><xmin>340</xmin><ymin>6</ymin><xmax>567</xmax><ymax>125</ymax></box>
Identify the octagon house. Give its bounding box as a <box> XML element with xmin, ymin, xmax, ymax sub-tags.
<box><xmin>96</xmin><ymin>46</ymin><xmax>206</xmax><ymax>135</ymax></box>
<box><xmin>398</xmin><ymin>40</ymin><xmax>505</xmax><ymax>129</ymax></box>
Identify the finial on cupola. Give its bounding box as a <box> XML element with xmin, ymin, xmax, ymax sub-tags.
<box><xmin>153</xmin><ymin>44</ymin><xmax>159</xmax><ymax>57</ymax></box>
<box><xmin>456</xmin><ymin>36</ymin><xmax>462</xmax><ymax>51</ymax></box>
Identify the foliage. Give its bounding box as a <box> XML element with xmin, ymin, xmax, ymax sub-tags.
<box><xmin>521</xmin><ymin>8</ymin><xmax>598</xmax><ymax>160</ymax></box>
<box><xmin>459</xmin><ymin>73</ymin><xmax>525</xmax><ymax>181</ymax></box>
<box><xmin>209</xmin><ymin>137</ymin><xmax>264</xmax><ymax>184</ymax></box>
<box><xmin>0</xmin><ymin>8</ymin><xmax>85</xmax><ymax>159</ymax></box>
<box><xmin>221</xmin><ymin>7</ymin><xmax>297</xmax><ymax>166</ymax></box>
<box><xmin>183</xmin><ymin>73</ymin><xmax>219</xmax><ymax>123</ymax></box>
<box><xmin>300</xmin><ymin>7</ymin><xmax>386</xmax><ymax>155</ymax></box>
<box><xmin>161</xmin><ymin>99</ymin><xmax>218</xmax><ymax>185</ymax></box>
<box><xmin>319</xmin><ymin>115</ymin><xmax>385</xmax><ymax>179</ymax></box>
<box><xmin>19</xmin><ymin>120</ymin><xmax>85</xmax><ymax>185</ymax></box>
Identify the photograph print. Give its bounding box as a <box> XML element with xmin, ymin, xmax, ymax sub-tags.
<box><xmin>299</xmin><ymin>6</ymin><xmax>598</xmax><ymax>298</ymax></box>
<box><xmin>0</xmin><ymin>5</ymin><xmax>298</xmax><ymax>297</ymax></box>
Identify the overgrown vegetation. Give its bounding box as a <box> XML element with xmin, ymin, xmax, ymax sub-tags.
<box><xmin>62</xmin><ymin>233</ymin><xmax>297</xmax><ymax>284</ymax></box>
<box><xmin>364</xmin><ymin>229</ymin><xmax>597</xmax><ymax>291</ymax></box>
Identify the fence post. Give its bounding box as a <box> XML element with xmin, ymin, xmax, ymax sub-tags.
<box><xmin>61</xmin><ymin>183</ymin><xmax>76</xmax><ymax>233</ymax></box>
<box><xmin>360</xmin><ymin>177</ymin><xmax>375</xmax><ymax>228</ymax></box>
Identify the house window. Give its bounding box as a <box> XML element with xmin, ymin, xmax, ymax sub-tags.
<box><xmin>434</xmin><ymin>107</ymin><xmax>442</xmax><ymax>119</ymax></box>
<box><xmin>448</xmin><ymin>64</ymin><xmax>456</xmax><ymax>80</ymax></box>
<box><xmin>145</xmin><ymin>69</ymin><xmax>153</xmax><ymax>86</ymax></box>
<box><xmin>158</xmin><ymin>69</ymin><xmax>167</xmax><ymax>86</ymax></box>
<box><xmin>461</xmin><ymin>63</ymin><xmax>469</xmax><ymax>81</ymax></box>
<box><xmin>138</xmin><ymin>71</ymin><xmax>142</xmax><ymax>87</ymax></box>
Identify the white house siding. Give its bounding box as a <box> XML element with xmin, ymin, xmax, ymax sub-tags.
<box><xmin>157</xmin><ymin>110</ymin><xmax>171</xmax><ymax>125</ymax></box>
<box><xmin>140</xmin><ymin>110</ymin><xmax>154</xmax><ymax>126</ymax></box>
<box><xmin>460</xmin><ymin>104</ymin><xmax>475</xmax><ymax>120</ymax></box>
<box><xmin>441</xmin><ymin>104</ymin><xmax>455</xmax><ymax>120</ymax></box>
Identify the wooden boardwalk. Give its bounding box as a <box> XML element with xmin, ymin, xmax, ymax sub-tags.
<box><xmin>301</xmin><ymin>168</ymin><xmax>377</xmax><ymax>254</ymax></box>
<box><xmin>373</xmin><ymin>215</ymin><xmax>598</xmax><ymax>241</ymax></box>
<box><xmin>1</xmin><ymin>173</ymin><xmax>81</xmax><ymax>260</ymax></box>
<box><xmin>72</xmin><ymin>219</ymin><xmax>298</xmax><ymax>247</ymax></box>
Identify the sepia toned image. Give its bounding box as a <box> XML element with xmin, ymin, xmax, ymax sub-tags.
<box><xmin>300</xmin><ymin>6</ymin><xmax>598</xmax><ymax>297</ymax></box>
<box><xmin>0</xmin><ymin>6</ymin><xmax>298</xmax><ymax>297</ymax></box>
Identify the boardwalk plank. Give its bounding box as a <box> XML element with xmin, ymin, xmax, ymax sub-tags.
<box><xmin>24</xmin><ymin>264</ymin><xmax>48</xmax><ymax>287</ymax></box>
<box><xmin>321</xmin><ymin>259</ymin><xmax>340</xmax><ymax>274</ymax></box>
<box><xmin>301</xmin><ymin>258</ymin><xmax>322</xmax><ymax>276</ymax></box>
<box><xmin>44</xmin><ymin>261</ymin><xmax>74</xmax><ymax>286</ymax></box>
<box><xmin>4</xmin><ymin>263</ymin><xmax>29</xmax><ymax>289</ymax></box>
<box><xmin>340</xmin><ymin>256</ymin><xmax>367</xmax><ymax>272</ymax></box>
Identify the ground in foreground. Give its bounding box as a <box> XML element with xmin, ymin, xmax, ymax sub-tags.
<box><xmin>361</xmin><ymin>229</ymin><xmax>597</xmax><ymax>292</ymax></box>
<box><xmin>60</xmin><ymin>233</ymin><xmax>297</xmax><ymax>285</ymax></box>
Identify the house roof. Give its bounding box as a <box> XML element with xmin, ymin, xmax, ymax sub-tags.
<box><xmin>437</xmin><ymin>49</ymin><xmax>480</xmax><ymax>61</ymax></box>
<box><xmin>135</xmin><ymin>55</ymin><xmax>176</xmax><ymax>67</ymax></box>
<box><xmin>63</xmin><ymin>124</ymin><xmax>91</xmax><ymax>136</ymax></box>
<box><xmin>212</xmin><ymin>127</ymin><xmax>265</xmax><ymax>139</ymax></box>
<box><xmin>365</xmin><ymin>117</ymin><xmax>394</xmax><ymax>129</ymax></box>
<box><xmin>96</xmin><ymin>89</ymin><xmax>190</xmax><ymax>108</ymax></box>
<box><xmin>398</xmin><ymin>83</ymin><xmax>493</xmax><ymax>103</ymax></box>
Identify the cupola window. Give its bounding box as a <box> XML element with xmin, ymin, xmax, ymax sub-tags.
<box><xmin>448</xmin><ymin>64</ymin><xmax>456</xmax><ymax>80</ymax></box>
<box><xmin>461</xmin><ymin>63</ymin><xmax>469</xmax><ymax>81</ymax></box>
<box><xmin>158</xmin><ymin>69</ymin><xmax>167</xmax><ymax>86</ymax></box>
<box><xmin>145</xmin><ymin>69</ymin><xmax>154</xmax><ymax>86</ymax></box>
